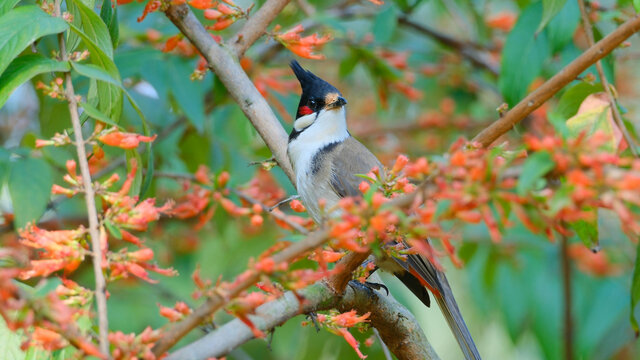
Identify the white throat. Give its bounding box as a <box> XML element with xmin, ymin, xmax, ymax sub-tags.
<box><xmin>288</xmin><ymin>107</ymin><xmax>349</xmax><ymax>173</ymax></box>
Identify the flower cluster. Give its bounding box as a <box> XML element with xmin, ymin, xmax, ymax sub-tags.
<box><xmin>303</xmin><ymin>310</ymin><xmax>371</xmax><ymax>359</ymax></box>
<box><xmin>272</xmin><ymin>24</ymin><xmax>332</xmax><ymax>60</ymax></box>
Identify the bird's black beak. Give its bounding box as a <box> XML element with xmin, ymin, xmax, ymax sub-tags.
<box><xmin>328</xmin><ymin>96</ymin><xmax>348</xmax><ymax>109</ymax></box>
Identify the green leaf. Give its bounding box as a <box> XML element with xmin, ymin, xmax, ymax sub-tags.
<box><xmin>8</xmin><ymin>157</ymin><xmax>53</xmax><ymax>229</ymax></box>
<box><xmin>68</xmin><ymin>0</ymin><xmax>111</xmax><ymax>57</ymax></box>
<box><xmin>566</xmin><ymin>102</ymin><xmax>617</xmax><ymax>151</ymax></box>
<box><xmin>372</xmin><ymin>6</ymin><xmax>398</xmax><ymax>43</ymax></box>
<box><xmin>0</xmin><ymin>0</ymin><xmax>21</xmax><ymax>16</ymax></box>
<box><xmin>0</xmin><ymin>6</ymin><xmax>68</xmax><ymax>75</ymax></box>
<box><xmin>105</xmin><ymin>219</ymin><xmax>122</xmax><ymax>239</ymax></box>
<box><xmin>166</xmin><ymin>58</ymin><xmax>205</xmax><ymax>132</ymax></box>
<box><xmin>72</xmin><ymin>61</ymin><xmax>119</xmax><ymax>86</ymax></box>
<box><xmin>517</xmin><ymin>151</ymin><xmax>554</xmax><ymax>195</ymax></box>
<box><xmin>537</xmin><ymin>0</ymin><xmax>568</xmax><ymax>34</ymax></box>
<box><xmin>570</xmin><ymin>214</ymin><xmax>598</xmax><ymax>249</ymax></box>
<box><xmin>0</xmin><ymin>316</ymin><xmax>25</xmax><ymax>360</ymax></box>
<box><xmin>100</xmin><ymin>0</ymin><xmax>119</xmax><ymax>49</ymax></box>
<box><xmin>126</xmin><ymin>150</ymin><xmax>143</xmax><ymax>197</ymax></box>
<box><xmin>68</xmin><ymin>21</ymin><xmax>122</xmax><ymax>122</ymax></box>
<box><xmin>545</xmin><ymin>0</ymin><xmax>580</xmax><ymax>53</ymax></box>
<box><xmin>554</xmin><ymin>82</ymin><xmax>604</xmax><ymax>119</ymax></box>
<box><xmin>499</xmin><ymin>2</ymin><xmax>550</xmax><ymax>106</ymax></box>
<box><xmin>0</xmin><ymin>54</ymin><xmax>70</xmax><ymax>109</ymax></box>
<box><xmin>631</xmin><ymin>242</ymin><xmax>640</xmax><ymax>334</ymax></box>
<box><xmin>79</xmin><ymin>101</ymin><xmax>122</xmax><ymax>128</ymax></box>
<box><xmin>634</xmin><ymin>0</ymin><xmax>640</xmax><ymax>14</ymax></box>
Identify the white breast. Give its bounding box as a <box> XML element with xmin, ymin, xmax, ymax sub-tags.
<box><xmin>287</xmin><ymin>108</ymin><xmax>349</xmax><ymax>223</ymax></box>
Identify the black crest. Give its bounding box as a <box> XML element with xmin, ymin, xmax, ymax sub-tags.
<box><xmin>290</xmin><ymin>60</ymin><xmax>341</xmax><ymax>100</ymax></box>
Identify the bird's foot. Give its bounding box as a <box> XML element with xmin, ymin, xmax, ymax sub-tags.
<box><xmin>306</xmin><ymin>312</ymin><xmax>321</xmax><ymax>332</ymax></box>
<box><xmin>348</xmin><ymin>280</ymin><xmax>389</xmax><ymax>297</ymax></box>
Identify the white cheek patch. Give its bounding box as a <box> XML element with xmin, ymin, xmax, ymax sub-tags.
<box><xmin>294</xmin><ymin>113</ymin><xmax>316</xmax><ymax>131</ymax></box>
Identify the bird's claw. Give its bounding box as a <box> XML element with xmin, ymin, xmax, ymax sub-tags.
<box><xmin>306</xmin><ymin>312</ymin><xmax>321</xmax><ymax>332</ymax></box>
<box><xmin>348</xmin><ymin>280</ymin><xmax>389</xmax><ymax>297</ymax></box>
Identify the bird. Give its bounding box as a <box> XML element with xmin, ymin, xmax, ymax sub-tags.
<box><xmin>286</xmin><ymin>60</ymin><xmax>481</xmax><ymax>360</ymax></box>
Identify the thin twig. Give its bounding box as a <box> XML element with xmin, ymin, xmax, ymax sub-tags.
<box><xmin>576</xmin><ymin>0</ymin><xmax>638</xmax><ymax>156</ymax></box>
<box><xmin>152</xmin><ymin>171</ymin><xmax>309</xmax><ymax>234</ymax></box>
<box><xmin>472</xmin><ymin>14</ymin><xmax>640</xmax><ymax>147</ymax></box>
<box><xmin>55</xmin><ymin>0</ymin><xmax>109</xmax><ymax>355</ymax></box>
<box><xmin>373</xmin><ymin>328</ymin><xmax>393</xmax><ymax>360</ymax></box>
<box><xmin>560</xmin><ymin>235</ymin><xmax>574</xmax><ymax>360</ymax></box>
<box><xmin>231</xmin><ymin>189</ymin><xmax>310</xmax><ymax>234</ymax></box>
<box><xmin>398</xmin><ymin>16</ymin><xmax>499</xmax><ymax>76</ymax></box>
<box><xmin>229</xmin><ymin>0</ymin><xmax>292</xmax><ymax>58</ymax></box>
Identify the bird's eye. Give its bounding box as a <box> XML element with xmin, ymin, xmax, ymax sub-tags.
<box><xmin>309</xmin><ymin>99</ymin><xmax>317</xmax><ymax>108</ymax></box>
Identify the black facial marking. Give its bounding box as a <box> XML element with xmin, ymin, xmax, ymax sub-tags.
<box><xmin>310</xmin><ymin>141</ymin><xmax>340</xmax><ymax>175</ymax></box>
<box><xmin>290</xmin><ymin>60</ymin><xmax>341</xmax><ymax>122</ymax></box>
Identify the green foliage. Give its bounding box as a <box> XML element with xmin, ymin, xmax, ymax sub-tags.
<box><xmin>8</xmin><ymin>157</ymin><xmax>53</xmax><ymax>229</ymax></box>
<box><xmin>538</xmin><ymin>0</ymin><xmax>568</xmax><ymax>34</ymax></box>
<box><xmin>499</xmin><ymin>2</ymin><xmax>550</xmax><ymax>106</ymax></box>
<box><xmin>516</xmin><ymin>151</ymin><xmax>554</xmax><ymax>195</ymax></box>
<box><xmin>1</xmin><ymin>0</ymin><xmax>640</xmax><ymax>358</ymax></box>
<box><xmin>0</xmin><ymin>6</ymin><xmax>68</xmax><ymax>75</ymax></box>
<box><xmin>100</xmin><ymin>0</ymin><xmax>119</xmax><ymax>49</ymax></box>
<box><xmin>0</xmin><ymin>55</ymin><xmax>70</xmax><ymax>109</ymax></box>
<box><xmin>632</xmin><ymin>243</ymin><xmax>640</xmax><ymax>334</ymax></box>
<box><xmin>67</xmin><ymin>0</ymin><xmax>123</xmax><ymax>123</ymax></box>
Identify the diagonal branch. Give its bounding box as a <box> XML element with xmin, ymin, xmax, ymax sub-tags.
<box><xmin>472</xmin><ymin>14</ymin><xmax>640</xmax><ymax>147</ymax></box>
<box><xmin>229</xmin><ymin>0</ymin><xmax>292</xmax><ymax>58</ymax></box>
<box><xmin>164</xmin><ymin>273</ymin><xmax>438</xmax><ymax>360</ymax></box>
<box><xmin>164</xmin><ymin>3</ymin><xmax>295</xmax><ymax>185</ymax></box>
<box><xmin>398</xmin><ymin>16</ymin><xmax>499</xmax><ymax>76</ymax></box>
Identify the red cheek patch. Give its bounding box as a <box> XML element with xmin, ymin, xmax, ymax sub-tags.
<box><xmin>297</xmin><ymin>105</ymin><xmax>313</xmax><ymax>116</ymax></box>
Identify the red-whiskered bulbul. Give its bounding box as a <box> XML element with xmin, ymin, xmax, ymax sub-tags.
<box><xmin>287</xmin><ymin>60</ymin><xmax>481</xmax><ymax>360</ymax></box>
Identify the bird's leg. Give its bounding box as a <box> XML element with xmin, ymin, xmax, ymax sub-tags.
<box><xmin>268</xmin><ymin>195</ymin><xmax>301</xmax><ymax>211</ymax></box>
<box><xmin>351</xmin><ymin>259</ymin><xmax>389</xmax><ymax>296</ymax></box>
<box><xmin>305</xmin><ymin>312</ymin><xmax>321</xmax><ymax>332</ymax></box>
<box><xmin>267</xmin><ymin>328</ymin><xmax>275</xmax><ymax>350</ymax></box>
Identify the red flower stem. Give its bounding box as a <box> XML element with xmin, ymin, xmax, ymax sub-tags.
<box><xmin>576</xmin><ymin>0</ymin><xmax>638</xmax><ymax>156</ymax></box>
<box><xmin>55</xmin><ymin>0</ymin><xmax>109</xmax><ymax>355</ymax></box>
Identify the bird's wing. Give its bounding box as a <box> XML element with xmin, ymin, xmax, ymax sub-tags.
<box><xmin>328</xmin><ymin>137</ymin><xmax>382</xmax><ymax>198</ymax></box>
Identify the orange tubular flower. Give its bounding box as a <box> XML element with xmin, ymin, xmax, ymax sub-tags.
<box><xmin>97</xmin><ymin>129</ymin><xmax>157</xmax><ymax>149</ymax></box>
<box><xmin>274</xmin><ymin>24</ymin><xmax>332</xmax><ymax>60</ymax></box>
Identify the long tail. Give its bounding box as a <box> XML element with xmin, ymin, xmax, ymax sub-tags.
<box><xmin>433</xmin><ymin>268</ymin><xmax>481</xmax><ymax>360</ymax></box>
<box><xmin>394</xmin><ymin>252</ymin><xmax>481</xmax><ymax>360</ymax></box>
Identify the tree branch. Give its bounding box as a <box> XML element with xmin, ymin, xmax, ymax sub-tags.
<box><xmin>472</xmin><ymin>14</ymin><xmax>640</xmax><ymax>147</ymax></box>
<box><xmin>398</xmin><ymin>16</ymin><xmax>499</xmax><ymax>76</ymax></box>
<box><xmin>55</xmin><ymin>0</ymin><xmax>109</xmax><ymax>355</ymax></box>
<box><xmin>229</xmin><ymin>0</ymin><xmax>292</xmax><ymax>58</ymax></box>
<box><xmin>576</xmin><ymin>0</ymin><xmax>638</xmax><ymax>156</ymax></box>
<box><xmin>165</xmin><ymin>273</ymin><xmax>438</xmax><ymax>360</ymax></box>
<box><xmin>163</xmin><ymin>3</ymin><xmax>295</xmax><ymax>185</ymax></box>
<box><xmin>152</xmin><ymin>228</ymin><xmax>331</xmax><ymax>355</ymax></box>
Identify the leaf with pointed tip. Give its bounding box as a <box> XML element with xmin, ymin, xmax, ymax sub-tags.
<box><xmin>0</xmin><ymin>55</ymin><xmax>69</xmax><ymax>108</ymax></box>
<box><xmin>8</xmin><ymin>157</ymin><xmax>53</xmax><ymax>229</ymax></box>
<box><xmin>0</xmin><ymin>6</ymin><xmax>68</xmax><ymax>75</ymax></box>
